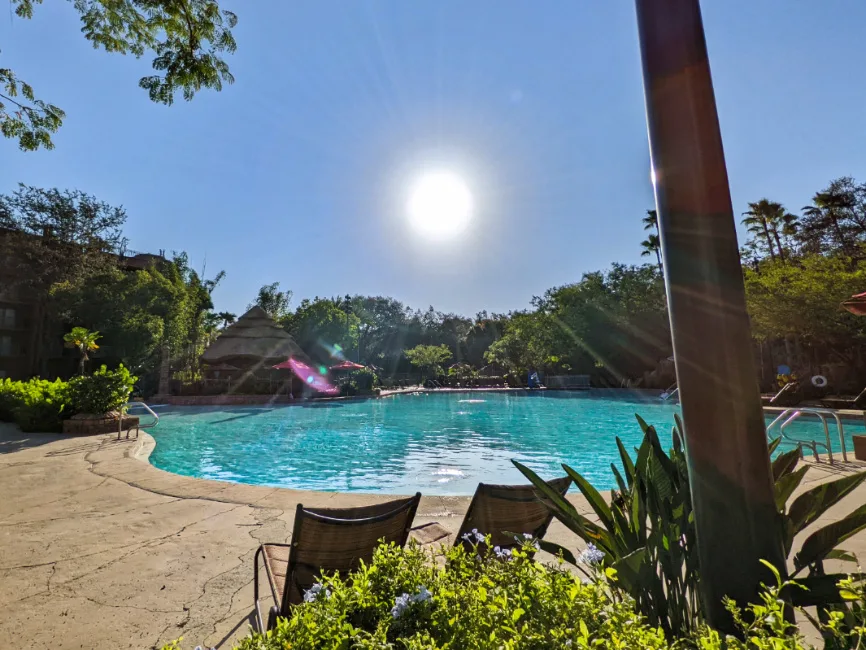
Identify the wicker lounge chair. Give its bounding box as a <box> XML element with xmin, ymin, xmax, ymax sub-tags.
<box><xmin>455</xmin><ymin>477</ymin><xmax>571</xmax><ymax>551</ymax></box>
<box><xmin>254</xmin><ymin>493</ymin><xmax>421</xmax><ymax>631</ymax></box>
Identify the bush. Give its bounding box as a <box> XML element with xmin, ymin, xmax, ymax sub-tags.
<box><xmin>161</xmin><ymin>541</ymin><xmax>866</xmax><ymax>650</ymax></box>
<box><xmin>68</xmin><ymin>365</ymin><xmax>136</xmax><ymax>415</ymax></box>
<box><xmin>352</xmin><ymin>368</ymin><xmax>379</xmax><ymax>391</ymax></box>
<box><xmin>235</xmin><ymin>540</ymin><xmax>671</xmax><ymax>650</ymax></box>
<box><xmin>10</xmin><ymin>378</ymin><xmax>72</xmax><ymax>433</ymax></box>
<box><xmin>0</xmin><ymin>378</ymin><xmax>28</xmax><ymax>421</ymax></box>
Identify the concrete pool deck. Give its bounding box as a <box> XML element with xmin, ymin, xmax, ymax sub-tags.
<box><xmin>2</xmin><ymin>422</ymin><xmax>866</xmax><ymax>649</ymax></box>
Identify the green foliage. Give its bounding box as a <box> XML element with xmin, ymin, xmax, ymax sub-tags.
<box><xmin>404</xmin><ymin>344</ymin><xmax>452</xmax><ymax>377</ymax></box>
<box><xmin>352</xmin><ymin>368</ymin><xmax>379</xmax><ymax>392</ymax></box>
<box><xmin>0</xmin><ymin>378</ymin><xmax>28</xmax><ymax>421</ymax></box>
<box><xmin>64</xmin><ymin>327</ymin><xmax>102</xmax><ymax>375</ymax></box>
<box><xmin>744</xmin><ymin>254</ymin><xmax>866</xmax><ymax>352</ymax></box>
<box><xmin>0</xmin><ymin>184</ymin><xmax>127</xmax><ymax>293</ymax></box>
<box><xmin>6</xmin><ymin>0</ymin><xmax>238</xmax><ymax>150</ymax></box>
<box><xmin>235</xmin><ymin>541</ymin><xmax>671</xmax><ymax>650</ymax></box>
<box><xmin>515</xmin><ymin>414</ymin><xmax>699</xmax><ymax>637</ymax></box>
<box><xmin>286</xmin><ymin>297</ymin><xmax>358</xmax><ymax>362</ymax></box>
<box><xmin>68</xmin><ymin>365</ymin><xmax>136</xmax><ymax>415</ymax></box>
<box><xmin>515</xmin><ymin>418</ymin><xmax>866</xmax><ymax>638</ymax></box>
<box><xmin>5</xmin><ymin>378</ymin><xmax>71</xmax><ymax>433</ymax></box>
<box><xmin>0</xmin><ymin>68</ymin><xmax>65</xmax><ymax>150</ymax></box>
<box><xmin>249</xmin><ymin>282</ymin><xmax>292</xmax><ymax>321</ymax></box>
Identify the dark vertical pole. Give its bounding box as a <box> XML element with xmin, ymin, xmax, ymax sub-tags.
<box><xmin>634</xmin><ymin>0</ymin><xmax>784</xmax><ymax>631</ymax></box>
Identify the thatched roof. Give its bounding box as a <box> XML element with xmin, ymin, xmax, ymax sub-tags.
<box><xmin>201</xmin><ymin>306</ymin><xmax>307</xmax><ymax>368</ymax></box>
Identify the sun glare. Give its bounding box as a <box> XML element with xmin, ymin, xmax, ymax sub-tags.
<box><xmin>407</xmin><ymin>172</ymin><xmax>473</xmax><ymax>240</ymax></box>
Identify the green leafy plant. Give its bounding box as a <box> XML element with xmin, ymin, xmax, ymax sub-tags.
<box><xmin>8</xmin><ymin>378</ymin><xmax>72</xmax><ymax>432</ymax></box>
<box><xmin>352</xmin><ymin>368</ymin><xmax>379</xmax><ymax>393</ymax></box>
<box><xmin>68</xmin><ymin>365</ymin><xmax>136</xmax><ymax>415</ymax></box>
<box><xmin>233</xmin><ymin>540</ymin><xmax>671</xmax><ymax>650</ymax></box>
<box><xmin>0</xmin><ymin>378</ymin><xmax>29</xmax><ymax>421</ymax></box>
<box><xmin>514</xmin><ymin>415</ymin><xmax>866</xmax><ymax>638</ymax></box>
<box><xmin>63</xmin><ymin>327</ymin><xmax>101</xmax><ymax>375</ymax></box>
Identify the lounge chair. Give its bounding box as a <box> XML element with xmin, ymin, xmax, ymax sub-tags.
<box><xmin>455</xmin><ymin>477</ymin><xmax>571</xmax><ymax>551</ymax></box>
<box><xmin>254</xmin><ymin>493</ymin><xmax>421</xmax><ymax>632</ymax></box>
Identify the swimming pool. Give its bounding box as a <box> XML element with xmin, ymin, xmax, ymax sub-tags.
<box><xmin>147</xmin><ymin>391</ymin><xmax>865</xmax><ymax>495</ymax></box>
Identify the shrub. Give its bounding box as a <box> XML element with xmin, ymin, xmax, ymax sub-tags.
<box><xmin>352</xmin><ymin>368</ymin><xmax>379</xmax><ymax>391</ymax></box>
<box><xmin>0</xmin><ymin>378</ymin><xmax>28</xmax><ymax>421</ymax></box>
<box><xmin>68</xmin><ymin>365</ymin><xmax>136</xmax><ymax>415</ymax></box>
<box><xmin>515</xmin><ymin>414</ymin><xmax>866</xmax><ymax>639</ymax></box>
<box><xmin>234</xmin><ymin>540</ymin><xmax>671</xmax><ymax>650</ymax></box>
<box><xmin>11</xmin><ymin>378</ymin><xmax>72</xmax><ymax>433</ymax></box>
<box><xmin>160</xmin><ymin>542</ymin><xmax>866</xmax><ymax>650</ymax></box>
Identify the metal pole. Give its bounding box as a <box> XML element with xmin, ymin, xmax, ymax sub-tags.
<box><xmin>634</xmin><ymin>0</ymin><xmax>785</xmax><ymax>631</ymax></box>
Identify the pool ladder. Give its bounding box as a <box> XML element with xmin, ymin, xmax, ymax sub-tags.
<box><xmin>118</xmin><ymin>401</ymin><xmax>160</xmax><ymax>440</ymax></box>
<box><xmin>765</xmin><ymin>407</ymin><xmax>848</xmax><ymax>464</ymax></box>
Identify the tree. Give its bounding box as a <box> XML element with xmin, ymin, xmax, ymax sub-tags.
<box><xmin>640</xmin><ymin>233</ymin><xmax>662</xmax><ymax>273</ymax></box>
<box><xmin>742</xmin><ymin>199</ymin><xmax>798</xmax><ymax>263</ymax></box>
<box><xmin>287</xmin><ymin>297</ymin><xmax>358</xmax><ymax>363</ymax></box>
<box><xmin>217</xmin><ymin>311</ymin><xmax>236</xmax><ymax>328</ymax></box>
<box><xmin>249</xmin><ymin>282</ymin><xmax>291</xmax><ymax>320</ymax></box>
<box><xmin>63</xmin><ymin>327</ymin><xmax>101</xmax><ymax>375</ymax></box>
<box><xmin>0</xmin><ymin>184</ymin><xmax>127</xmax><ymax>291</ymax></box>
<box><xmin>3</xmin><ymin>0</ymin><xmax>238</xmax><ymax>151</ymax></box>
<box><xmin>404</xmin><ymin>344</ymin><xmax>452</xmax><ymax>380</ymax></box>
<box><xmin>744</xmin><ymin>254</ymin><xmax>866</xmax><ymax>361</ymax></box>
<box><xmin>800</xmin><ymin>177</ymin><xmax>866</xmax><ymax>255</ymax></box>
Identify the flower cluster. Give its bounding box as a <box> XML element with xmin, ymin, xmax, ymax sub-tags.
<box><xmin>578</xmin><ymin>543</ymin><xmax>605</xmax><ymax>566</ymax></box>
<box><xmin>461</xmin><ymin>528</ymin><xmax>486</xmax><ymax>544</ymax></box>
<box><xmin>303</xmin><ymin>583</ymin><xmax>331</xmax><ymax>603</ymax></box>
<box><xmin>391</xmin><ymin>586</ymin><xmax>432</xmax><ymax>619</ymax></box>
<box><xmin>494</xmin><ymin>546</ymin><xmax>512</xmax><ymax>559</ymax></box>
<box><xmin>513</xmin><ymin>532</ymin><xmax>540</xmax><ymax>551</ymax></box>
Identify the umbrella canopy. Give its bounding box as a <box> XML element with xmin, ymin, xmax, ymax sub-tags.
<box><xmin>201</xmin><ymin>306</ymin><xmax>307</xmax><ymax>368</ymax></box>
<box><xmin>330</xmin><ymin>360</ymin><xmax>365</xmax><ymax>371</ymax></box>
<box><xmin>842</xmin><ymin>291</ymin><xmax>866</xmax><ymax>316</ymax></box>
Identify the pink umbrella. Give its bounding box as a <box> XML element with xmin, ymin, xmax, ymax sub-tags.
<box><xmin>273</xmin><ymin>358</ymin><xmax>337</xmax><ymax>394</ymax></box>
<box><xmin>329</xmin><ymin>360</ymin><xmax>365</xmax><ymax>371</ymax></box>
<box><xmin>843</xmin><ymin>291</ymin><xmax>866</xmax><ymax>316</ymax></box>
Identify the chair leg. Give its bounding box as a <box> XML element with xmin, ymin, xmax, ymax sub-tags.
<box><xmin>253</xmin><ymin>546</ymin><xmax>264</xmax><ymax>632</ymax></box>
<box><xmin>267</xmin><ymin>605</ymin><xmax>279</xmax><ymax>631</ymax></box>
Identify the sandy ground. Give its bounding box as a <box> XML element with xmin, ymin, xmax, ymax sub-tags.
<box><xmin>1</xmin><ymin>421</ymin><xmax>865</xmax><ymax>649</ymax></box>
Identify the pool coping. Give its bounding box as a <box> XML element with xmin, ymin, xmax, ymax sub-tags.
<box><xmin>86</xmin><ymin>430</ymin><xmax>474</xmax><ymax>516</ymax></box>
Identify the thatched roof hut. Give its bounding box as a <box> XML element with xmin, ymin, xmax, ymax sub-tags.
<box><xmin>200</xmin><ymin>306</ymin><xmax>307</xmax><ymax>369</ymax></box>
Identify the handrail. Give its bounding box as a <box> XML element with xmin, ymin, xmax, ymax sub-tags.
<box><xmin>767</xmin><ymin>407</ymin><xmax>848</xmax><ymax>464</ymax></box>
<box><xmin>118</xmin><ymin>401</ymin><xmax>160</xmax><ymax>440</ymax></box>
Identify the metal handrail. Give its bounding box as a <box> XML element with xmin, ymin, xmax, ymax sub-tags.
<box><xmin>766</xmin><ymin>407</ymin><xmax>848</xmax><ymax>464</ymax></box>
<box><xmin>118</xmin><ymin>401</ymin><xmax>160</xmax><ymax>440</ymax></box>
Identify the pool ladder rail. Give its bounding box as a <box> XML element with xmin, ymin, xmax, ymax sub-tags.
<box><xmin>765</xmin><ymin>407</ymin><xmax>848</xmax><ymax>464</ymax></box>
<box><xmin>117</xmin><ymin>401</ymin><xmax>160</xmax><ymax>440</ymax></box>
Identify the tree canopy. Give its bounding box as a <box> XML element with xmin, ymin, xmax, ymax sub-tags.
<box><xmin>3</xmin><ymin>0</ymin><xmax>238</xmax><ymax>151</ymax></box>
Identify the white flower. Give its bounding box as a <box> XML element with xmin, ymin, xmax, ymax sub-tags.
<box><xmin>413</xmin><ymin>586</ymin><xmax>432</xmax><ymax>603</ymax></box>
<box><xmin>391</xmin><ymin>587</ymin><xmax>433</xmax><ymax>618</ymax></box>
<box><xmin>494</xmin><ymin>545</ymin><xmax>512</xmax><ymax>560</ymax></box>
<box><xmin>303</xmin><ymin>583</ymin><xmax>330</xmax><ymax>603</ymax></box>
<box><xmin>391</xmin><ymin>592</ymin><xmax>412</xmax><ymax>619</ymax></box>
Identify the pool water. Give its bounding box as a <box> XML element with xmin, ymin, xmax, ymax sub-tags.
<box><xmin>147</xmin><ymin>391</ymin><xmax>865</xmax><ymax>495</ymax></box>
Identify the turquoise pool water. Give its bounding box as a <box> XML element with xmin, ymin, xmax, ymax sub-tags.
<box><xmin>146</xmin><ymin>391</ymin><xmax>865</xmax><ymax>495</ymax></box>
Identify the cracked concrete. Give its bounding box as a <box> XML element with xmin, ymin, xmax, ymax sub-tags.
<box><xmin>2</xmin><ymin>421</ymin><xmax>866</xmax><ymax>649</ymax></box>
<box><xmin>0</xmin><ymin>424</ymin><xmax>503</xmax><ymax>649</ymax></box>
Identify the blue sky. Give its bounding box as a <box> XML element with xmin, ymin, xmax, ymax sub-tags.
<box><xmin>3</xmin><ymin>2</ymin><xmax>865</xmax><ymax>318</ymax></box>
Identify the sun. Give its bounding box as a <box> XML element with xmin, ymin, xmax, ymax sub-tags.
<box><xmin>407</xmin><ymin>172</ymin><xmax>473</xmax><ymax>240</ymax></box>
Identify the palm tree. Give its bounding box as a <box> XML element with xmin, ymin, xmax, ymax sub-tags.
<box><xmin>217</xmin><ymin>311</ymin><xmax>236</xmax><ymax>329</ymax></box>
<box><xmin>742</xmin><ymin>200</ymin><xmax>779</xmax><ymax>262</ymax></box>
<box><xmin>643</xmin><ymin>209</ymin><xmax>659</xmax><ymax>234</ymax></box>
<box><xmin>63</xmin><ymin>327</ymin><xmax>101</xmax><ymax>375</ymax></box>
<box><xmin>802</xmin><ymin>188</ymin><xmax>852</xmax><ymax>254</ymax></box>
<box><xmin>641</xmin><ymin>233</ymin><xmax>663</xmax><ymax>274</ymax></box>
